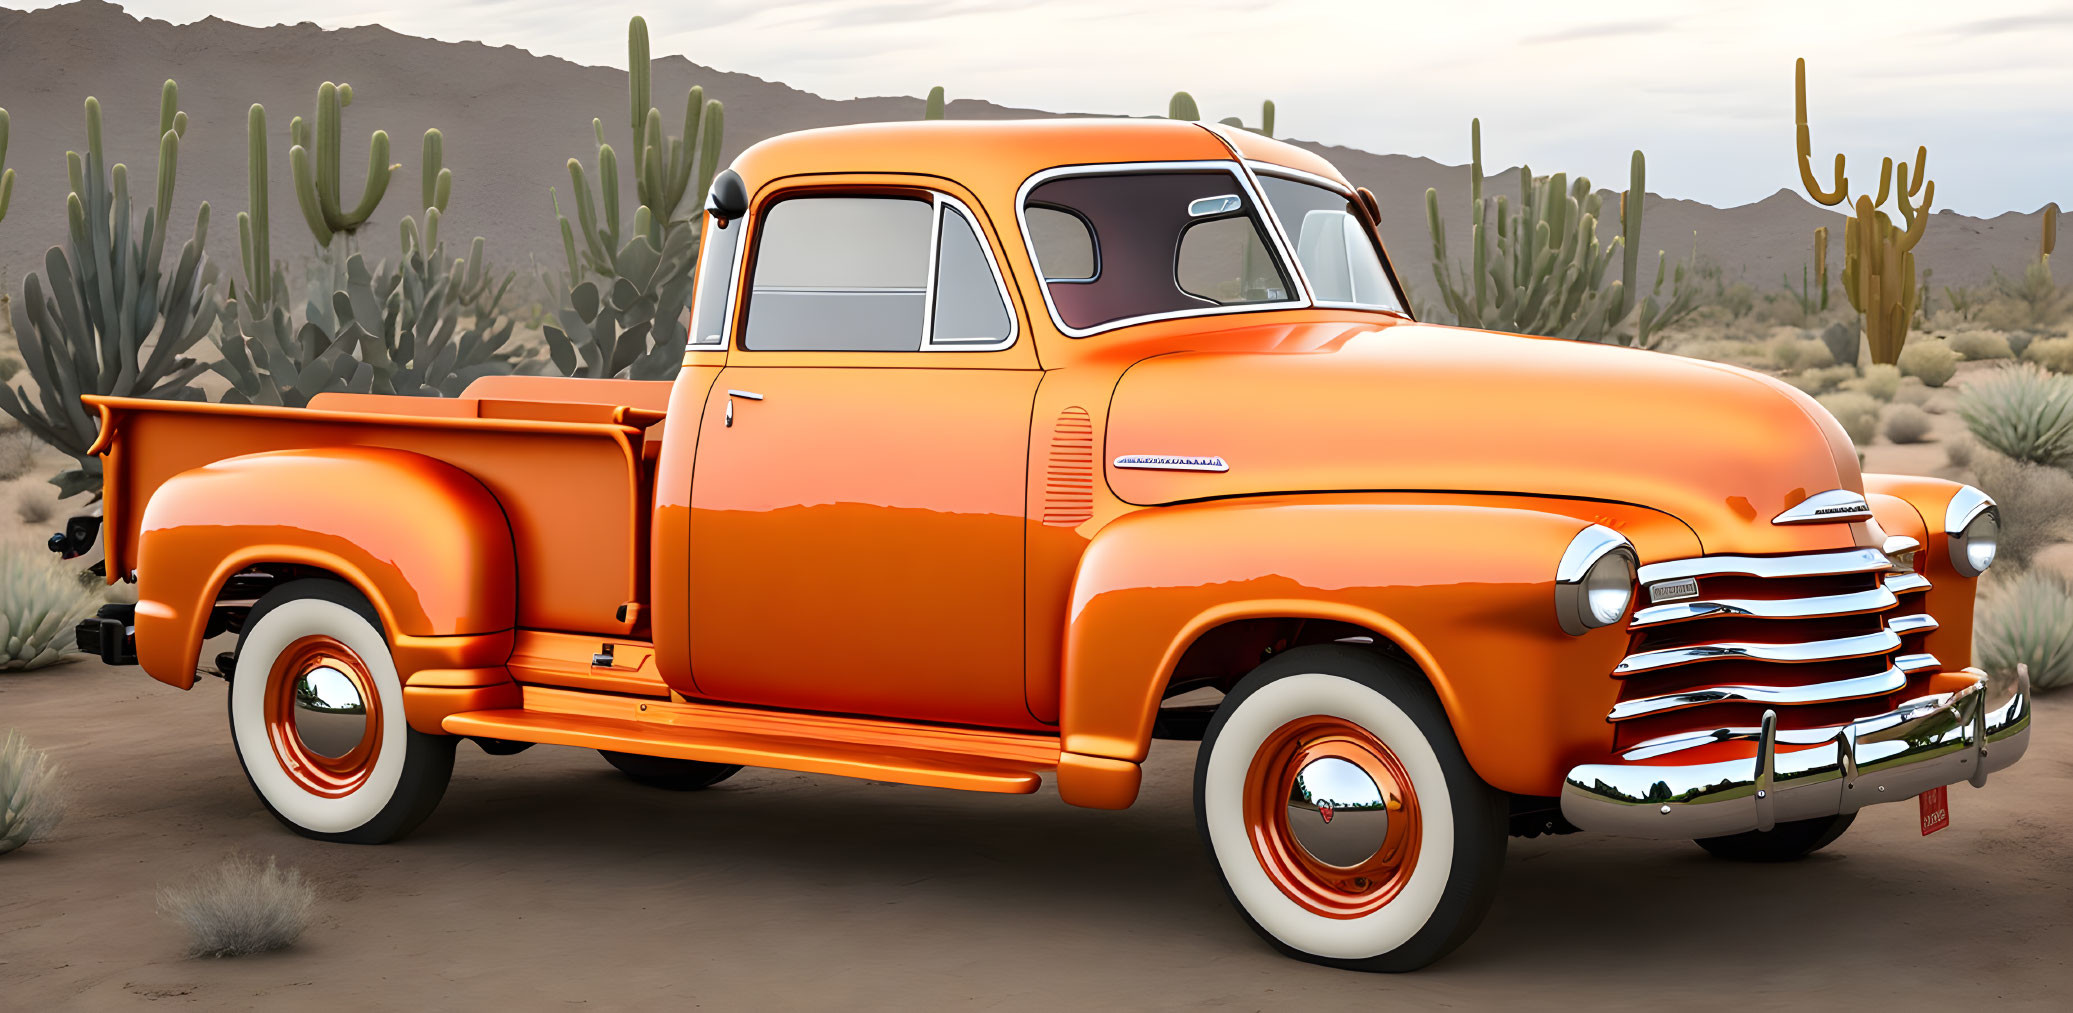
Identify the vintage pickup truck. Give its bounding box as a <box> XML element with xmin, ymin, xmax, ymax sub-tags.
<box><xmin>66</xmin><ymin>119</ymin><xmax>2030</xmax><ymax>971</ymax></box>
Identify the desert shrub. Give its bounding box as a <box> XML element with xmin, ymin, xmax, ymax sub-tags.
<box><xmin>0</xmin><ymin>431</ymin><xmax>39</xmax><ymax>482</ymax></box>
<box><xmin>1956</xmin><ymin>363</ymin><xmax>2073</xmax><ymax>466</ymax></box>
<box><xmin>1970</xmin><ymin>451</ymin><xmax>2073</xmax><ymax>569</ymax></box>
<box><xmin>1945</xmin><ymin>435</ymin><xmax>1976</xmax><ymax>470</ymax></box>
<box><xmin>1842</xmin><ymin>363</ymin><xmax>1903</xmax><ymax>401</ymax></box>
<box><xmin>1883</xmin><ymin>404</ymin><xmax>1935</xmax><ymax>444</ymax></box>
<box><xmin>1974</xmin><ymin>570</ymin><xmax>2073</xmax><ymax>692</ymax></box>
<box><xmin>1899</xmin><ymin>340</ymin><xmax>1961</xmax><ymax>386</ymax></box>
<box><xmin>1815</xmin><ymin>391</ymin><xmax>1881</xmax><ymax>445</ymax></box>
<box><xmin>2007</xmin><ymin>331</ymin><xmax>2038</xmax><ymax>359</ymax></box>
<box><xmin>2023</xmin><ymin>336</ymin><xmax>2073</xmax><ymax>373</ymax></box>
<box><xmin>0</xmin><ymin>549</ymin><xmax>97</xmax><ymax>670</ymax></box>
<box><xmin>1</xmin><ymin>730</ymin><xmax>67</xmax><ymax>855</ymax></box>
<box><xmin>1947</xmin><ymin>329</ymin><xmax>2015</xmax><ymax>361</ymax></box>
<box><xmin>15</xmin><ymin>488</ymin><xmax>55</xmax><ymax>526</ymax></box>
<box><xmin>1671</xmin><ymin>337</ymin><xmax>1769</xmax><ymax>369</ymax></box>
<box><xmin>1891</xmin><ymin>380</ymin><xmax>1936</xmax><ymax>409</ymax></box>
<box><xmin>1786</xmin><ymin>364</ymin><xmax>1858</xmax><ymax>395</ymax></box>
<box><xmin>1768</xmin><ymin>334</ymin><xmax>1835</xmax><ymax>372</ymax></box>
<box><xmin>158</xmin><ymin>855</ymin><xmax>315</xmax><ymax>957</ymax></box>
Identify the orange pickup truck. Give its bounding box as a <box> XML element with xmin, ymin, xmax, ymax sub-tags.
<box><xmin>70</xmin><ymin>120</ymin><xmax>2030</xmax><ymax>971</ymax></box>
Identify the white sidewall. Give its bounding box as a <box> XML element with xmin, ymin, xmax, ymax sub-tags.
<box><xmin>230</xmin><ymin>597</ymin><xmax>407</xmax><ymax>834</ymax></box>
<box><xmin>1202</xmin><ymin>672</ymin><xmax>1456</xmax><ymax>960</ymax></box>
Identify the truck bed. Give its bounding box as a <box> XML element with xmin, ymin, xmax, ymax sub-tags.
<box><xmin>88</xmin><ymin>377</ymin><xmax>671</xmax><ymax>636</ymax></box>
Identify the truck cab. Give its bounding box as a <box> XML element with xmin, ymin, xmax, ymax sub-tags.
<box><xmin>76</xmin><ymin>119</ymin><xmax>2031</xmax><ymax>971</ymax></box>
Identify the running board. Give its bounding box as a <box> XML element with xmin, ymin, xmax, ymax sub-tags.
<box><xmin>442</xmin><ymin>686</ymin><xmax>1061</xmax><ymax>795</ymax></box>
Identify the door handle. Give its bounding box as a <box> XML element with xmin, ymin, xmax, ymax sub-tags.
<box><xmin>724</xmin><ymin>389</ymin><xmax>762</xmax><ymax>428</ymax></box>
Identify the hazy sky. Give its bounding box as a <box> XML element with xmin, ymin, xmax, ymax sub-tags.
<box><xmin>25</xmin><ymin>1</ymin><xmax>2072</xmax><ymax>215</ymax></box>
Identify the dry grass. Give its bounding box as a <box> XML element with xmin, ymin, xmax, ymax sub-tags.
<box><xmin>0</xmin><ymin>547</ymin><xmax>99</xmax><ymax>670</ymax></box>
<box><xmin>1900</xmin><ymin>340</ymin><xmax>1961</xmax><ymax>387</ymax></box>
<box><xmin>14</xmin><ymin>487</ymin><xmax>55</xmax><ymax>527</ymax></box>
<box><xmin>2026</xmin><ymin>336</ymin><xmax>2073</xmax><ymax>373</ymax></box>
<box><xmin>1975</xmin><ymin>571</ymin><xmax>2073</xmax><ymax>692</ymax></box>
<box><xmin>1843</xmin><ymin>363</ymin><xmax>1902</xmax><ymax>401</ymax></box>
<box><xmin>1883</xmin><ymin>404</ymin><xmax>1935</xmax><ymax>444</ymax></box>
<box><xmin>1815</xmin><ymin>390</ymin><xmax>1881</xmax><ymax>445</ymax></box>
<box><xmin>1948</xmin><ymin>329</ymin><xmax>2016</xmax><ymax>361</ymax></box>
<box><xmin>1969</xmin><ymin>451</ymin><xmax>2073</xmax><ymax>570</ymax></box>
<box><xmin>157</xmin><ymin>854</ymin><xmax>315</xmax><ymax>958</ymax></box>
<box><xmin>1</xmin><ymin>729</ymin><xmax>67</xmax><ymax>855</ymax></box>
<box><xmin>0</xmin><ymin>431</ymin><xmax>38</xmax><ymax>483</ymax></box>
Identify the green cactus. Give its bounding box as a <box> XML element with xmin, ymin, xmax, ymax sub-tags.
<box><xmin>924</xmin><ymin>86</ymin><xmax>946</xmax><ymax>120</ymax></box>
<box><xmin>2042</xmin><ymin>202</ymin><xmax>2058</xmax><ymax>263</ymax></box>
<box><xmin>543</xmin><ymin>207</ymin><xmax>694</xmax><ymax>379</ymax></box>
<box><xmin>625</xmin><ymin>16</ymin><xmax>722</xmax><ymax>234</ymax></box>
<box><xmin>1795</xmin><ymin>58</ymin><xmax>1933</xmax><ymax>365</ymax></box>
<box><xmin>0</xmin><ymin>107</ymin><xmax>13</xmax><ymax>227</ymax></box>
<box><xmin>1422</xmin><ymin>118</ymin><xmax>1696</xmax><ymax>347</ymax></box>
<box><xmin>1168</xmin><ymin>92</ymin><xmax>1199</xmax><ymax>121</ymax></box>
<box><xmin>1171</xmin><ymin>93</ymin><xmax>1276</xmax><ymax>135</ymax></box>
<box><xmin>1</xmin><ymin>83</ymin><xmax>219</xmax><ymax>498</ymax></box>
<box><xmin>421</xmin><ymin>129</ymin><xmax>451</xmax><ymax>215</ymax></box>
<box><xmin>289</xmin><ymin>82</ymin><xmax>397</xmax><ymax>247</ymax></box>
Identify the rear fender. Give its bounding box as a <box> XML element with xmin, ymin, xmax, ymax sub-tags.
<box><xmin>134</xmin><ymin>447</ymin><xmax>518</xmax><ymax>694</ymax></box>
<box><xmin>1060</xmin><ymin>497</ymin><xmax>1699</xmax><ymax>801</ymax></box>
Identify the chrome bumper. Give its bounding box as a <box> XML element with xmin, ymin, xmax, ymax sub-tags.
<box><xmin>1560</xmin><ymin>667</ymin><xmax>2032</xmax><ymax>839</ymax></box>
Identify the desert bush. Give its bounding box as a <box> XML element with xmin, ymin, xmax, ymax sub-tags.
<box><xmin>1842</xmin><ymin>363</ymin><xmax>1902</xmax><ymax>401</ymax></box>
<box><xmin>1883</xmin><ymin>404</ymin><xmax>1934</xmax><ymax>443</ymax></box>
<box><xmin>1891</xmin><ymin>380</ymin><xmax>1935</xmax><ymax>409</ymax></box>
<box><xmin>0</xmin><ymin>430</ymin><xmax>39</xmax><ymax>482</ymax></box>
<box><xmin>1947</xmin><ymin>329</ymin><xmax>2015</xmax><ymax>361</ymax></box>
<box><xmin>1970</xmin><ymin>451</ymin><xmax>2073</xmax><ymax>569</ymax></box>
<box><xmin>1671</xmin><ymin>337</ymin><xmax>1770</xmax><ymax>369</ymax></box>
<box><xmin>1768</xmin><ymin>334</ymin><xmax>1836</xmax><ymax>372</ymax></box>
<box><xmin>1945</xmin><ymin>435</ymin><xmax>1976</xmax><ymax>470</ymax></box>
<box><xmin>1815</xmin><ymin>390</ymin><xmax>1881</xmax><ymax>445</ymax></box>
<box><xmin>1898</xmin><ymin>340</ymin><xmax>1960</xmax><ymax>387</ymax></box>
<box><xmin>1787</xmin><ymin>364</ymin><xmax>1858</xmax><ymax>396</ymax></box>
<box><xmin>158</xmin><ymin>854</ymin><xmax>315</xmax><ymax>958</ymax></box>
<box><xmin>1</xmin><ymin>730</ymin><xmax>66</xmax><ymax>855</ymax></box>
<box><xmin>0</xmin><ymin>548</ymin><xmax>97</xmax><ymax>669</ymax></box>
<box><xmin>2006</xmin><ymin>331</ymin><xmax>2039</xmax><ymax>359</ymax></box>
<box><xmin>2023</xmin><ymin>336</ymin><xmax>2073</xmax><ymax>373</ymax></box>
<box><xmin>1974</xmin><ymin>570</ymin><xmax>2073</xmax><ymax>692</ymax></box>
<box><xmin>15</xmin><ymin>488</ymin><xmax>55</xmax><ymax>526</ymax></box>
<box><xmin>1956</xmin><ymin>363</ymin><xmax>2073</xmax><ymax>466</ymax></box>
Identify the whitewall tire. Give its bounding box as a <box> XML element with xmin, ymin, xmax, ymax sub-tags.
<box><xmin>229</xmin><ymin>579</ymin><xmax>454</xmax><ymax>843</ymax></box>
<box><xmin>1194</xmin><ymin>645</ymin><xmax>1506</xmax><ymax>971</ymax></box>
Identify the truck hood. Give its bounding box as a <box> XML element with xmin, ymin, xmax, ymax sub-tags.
<box><xmin>1103</xmin><ymin>322</ymin><xmax>1868</xmax><ymax>556</ymax></box>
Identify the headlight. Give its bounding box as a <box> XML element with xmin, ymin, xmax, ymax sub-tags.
<box><xmin>1944</xmin><ymin>486</ymin><xmax>1999</xmax><ymax>577</ymax></box>
<box><xmin>1556</xmin><ymin>525</ymin><xmax>1636</xmax><ymax>635</ymax></box>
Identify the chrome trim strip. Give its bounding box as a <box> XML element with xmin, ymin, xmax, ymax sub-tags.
<box><xmin>1637</xmin><ymin>547</ymin><xmax>1888</xmax><ymax>583</ymax></box>
<box><xmin>1885</xmin><ymin>571</ymin><xmax>1932</xmax><ymax>594</ymax></box>
<box><xmin>1896</xmin><ymin>652</ymin><xmax>1942</xmax><ymax>673</ymax></box>
<box><xmin>920</xmin><ymin>192</ymin><xmax>1020</xmax><ymax>353</ymax></box>
<box><xmin>1614</xmin><ymin>629</ymin><xmax>1902</xmax><ymax>675</ymax></box>
<box><xmin>724</xmin><ymin>389</ymin><xmax>763</xmax><ymax>401</ymax></box>
<box><xmin>1243</xmin><ymin>161</ymin><xmax>1353</xmax><ymax>195</ymax></box>
<box><xmin>1014</xmin><ymin>159</ymin><xmax>1310</xmax><ymax>339</ymax></box>
<box><xmin>1112</xmin><ymin>454</ymin><xmax>1229</xmax><ymax>473</ymax></box>
<box><xmin>1566</xmin><ymin>667</ymin><xmax>2030</xmax><ymax>839</ymax></box>
<box><xmin>1753</xmin><ymin>709</ymin><xmax>1779</xmax><ymax>832</ymax></box>
<box><xmin>1943</xmin><ymin>485</ymin><xmax>1995</xmax><ymax>535</ymax></box>
<box><xmin>1888</xmin><ymin>613</ymin><xmax>1939</xmax><ymax>635</ymax></box>
<box><xmin>1620</xmin><ymin>721</ymin><xmax>1856</xmax><ymax>761</ymax></box>
<box><xmin>1607</xmin><ymin>666</ymin><xmax>1910</xmax><ymax>722</ymax></box>
<box><xmin>1882</xmin><ymin>534</ymin><xmax>1921</xmax><ymax>555</ymax></box>
<box><xmin>1629</xmin><ymin>585</ymin><xmax>1898</xmax><ymax>627</ymax></box>
<box><xmin>1773</xmin><ymin>489</ymin><xmax>1874</xmax><ymax>525</ymax></box>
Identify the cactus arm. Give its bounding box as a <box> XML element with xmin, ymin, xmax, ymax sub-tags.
<box><xmin>1873</xmin><ymin>157</ymin><xmax>1893</xmax><ymax>208</ymax></box>
<box><xmin>1903</xmin><ymin>146</ymin><xmax>1927</xmax><ymax>198</ymax></box>
<box><xmin>1897</xmin><ymin>179</ymin><xmax>1932</xmax><ymax>252</ymax></box>
<box><xmin>289</xmin><ymin>143</ymin><xmax>336</xmax><ymax>247</ymax></box>
<box><xmin>243</xmin><ymin>104</ymin><xmax>271</xmax><ymax>307</ymax></box>
<box><xmin>422</xmin><ymin>129</ymin><xmax>448</xmax><ymax>212</ymax></box>
<box><xmin>696</xmin><ymin>100</ymin><xmax>724</xmax><ymax>213</ymax></box>
<box><xmin>1794</xmin><ymin>58</ymin><xmax>1849</xmax><ymax>206</ymax></box>
<box><xmin>1260</xmin><ymin>99</ymin><xmax>1275</xmax><ymax>137</ymax></box>
<box><xmin>340</xmin><ymin>129</ymin><xmax>394</xmax><ymax>228</ymax></box>
<box><xmin>0</xmin><ymin>107</ymin><xmax>11</xmax><ymax>226</ymax></box>
<box><xmin>2044</xmin><ymin>203</ymin><xmax>2059</xmax><ymax>260</ymax></box>
<box><xmin>629</xmin><ymin>16</ymin><xmax>651</xmax><ymax>134</ymax></box>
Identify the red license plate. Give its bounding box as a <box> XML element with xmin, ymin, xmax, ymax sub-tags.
<box><xmin>1919</xmin><ymin>785</ymin><xmax>1951</xmax><ymax>836</ymax></box>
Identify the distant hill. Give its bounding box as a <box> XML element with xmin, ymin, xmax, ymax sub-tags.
<box><xmin>0</xmin><ymin>1</ymin><xmax>2051</xmax><ymax>311</ymax></box>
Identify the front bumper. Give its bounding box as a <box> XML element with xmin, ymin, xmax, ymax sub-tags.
<box><xmin>1560</xmin><ymin>667</ymin><xmax>2032</xmax><ymax>839</ymax></box>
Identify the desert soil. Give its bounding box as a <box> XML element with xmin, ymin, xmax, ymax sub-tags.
<box><xmin>0</xmin><ymin>665</ymin><xmax>2067</xmax><ymax>1010</ymax></box>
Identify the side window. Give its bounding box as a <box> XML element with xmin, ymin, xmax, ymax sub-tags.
<box><xmin>928</xmin><ymin>205</ymin><xmax>1013</xmax><ymax>346</ymax></box>
<box><xmin>686</xmin><ymin>219</ymin><xmax>741</xmax><ymax>347</ymax></box>
<box><xmin>1025</xmin><ymin>207</ymin><xmax>1096</xmax><ymax>282</ymax></box>
<box><xmin>1176</xmin><ymin>215</ymin><xmax>1285</xmax><ymax>305</ymax></box>
<box><xmin>744</xmin><ymin>196</ymin><xmax>933</xmax><ymax>351</ymax></box>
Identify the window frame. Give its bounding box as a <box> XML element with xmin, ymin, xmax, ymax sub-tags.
<box><xmin>1246</xmin><ymin>161</ymin><xmax>1414</xmax><ymax>319</ymax></box>
<box><xmin>733</xmin><ymin>188</ymin><xmax>1020</xmax><ymax>354</ymax></box>
<box><xmin>1014</xmin><ymin>160</ymin><xmax>1311</xmax><ymax>338</ymax></box>
<box><xmin>686</xmin><ymin>217</ymin><xmax>747</xmax><ymax>349</ymax></box>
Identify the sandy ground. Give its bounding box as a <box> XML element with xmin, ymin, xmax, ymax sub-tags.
<box><xmin>1</xmin><ymin>665</ymin><xmax>2067</xmax><ymax>1010</ymax></box>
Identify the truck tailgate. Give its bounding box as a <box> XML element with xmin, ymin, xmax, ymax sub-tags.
<box><xmin>86</xmin><ymin>394</ymin><xmax>655</xmax><ymax>635</ymax></box>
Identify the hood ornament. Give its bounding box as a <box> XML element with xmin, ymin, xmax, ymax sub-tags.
<box><xmin>1772</xmin><ymin>489</ymin><xmax>1872</xmax><ymax>525</ymax></box>
<box><xmin>1113</xmin><ymin>454</ymin><xmax>1229</xmax><ymax>473</ymax></box>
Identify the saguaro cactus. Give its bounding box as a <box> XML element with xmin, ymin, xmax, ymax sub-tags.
<box><xmin>1794</xmin><ymin>58</ymin><xmax>1934</xmax><ymax>365</ymax></box>
<box><xmin>289</xmin><ymin>82</ymin><xmax>397</xmax><ymax>247</ymax></box>
<box><xmin>1</xmin><ymin>82</ymin><xmax>219</xmax><ymax>497</ymax></box>
<box><xmin>1168</xmin><ymin>92</ymin><xmax>1200</xmax><ymax>122</ymax></box>
<box><xmin>626</xmin><ymin>16</ymin><xmax>723</xmax><ymax>233</ymax></box>
<box><xmin>421</xmin><ymin>129</ymin><xmax>451</xmax><ymax>215</ymax></box>
<box><xmin>924</xmin><ymin>86</ymin><xmax>946</xmax><ymax>120</ymax></box>
<box><xmin>2042</xmin><ymin>202</ymin><xmax>2059</xmax><ymax>263</ymax></box>
<box><xmin>1173</xmin><ymin>93</ymin><xmax>1276</xmax><ymax>136</ymax></box>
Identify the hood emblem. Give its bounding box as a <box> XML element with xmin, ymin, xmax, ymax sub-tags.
<box><xmin>1113</xmin><ymin>454</ymin><xmax>1229</xmax><ymax>473</ymax></box>
<box><xmin>1772</xmin><ymin>489</ymin><xmax>1873</xmax><ymax>525</ymax></box>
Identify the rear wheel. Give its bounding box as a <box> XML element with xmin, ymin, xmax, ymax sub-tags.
<box><xmin>229</xmin><ymin>579</ymin><xmax>454</xmax><ymax>844</ymax></box>
<box><xmin>600</xmin><ymin>751</ymin><xmax>743</xmax><ymax>791</ymax></box>
<box><xmin>1195</xmin><ymin>645</ymin><xmax>1507</xmax><ymax>972</ymax></box>
<box><xmin>1694</xmin><ymin>813</ymin><xmax>1855</xmax><ymax>862</ymax></box>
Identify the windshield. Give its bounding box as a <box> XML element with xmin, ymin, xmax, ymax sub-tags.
<box><xmin>1254</xmin><ymin>174</ymin><xmax>1405</xmax><ymax>313</ymax></box>
<box><xmin>1022</xmin><ymin>169</ymin><xmax>1297</xmax><ymax>334</ymax></box>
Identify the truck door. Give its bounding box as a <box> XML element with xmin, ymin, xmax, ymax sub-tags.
<box><xmin>684</xmin><ymin>184</ymin><xmax>1045</xmax><ymax>730</ymax></box>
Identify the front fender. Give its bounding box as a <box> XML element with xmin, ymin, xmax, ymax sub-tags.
<box><xmin>1865</xmin><ymin>472</ymin><xmax>1982</xmax><ymax>669</ymax></box>
<box><xmin>134</xmin><ymin>447</ymin><xmax>518</xmax><ymax>690</ymax></box>
<box><xmin>1060</xmin><ymin>496</ymin><xmax>1700</xmax><ymax>797</ymax></box>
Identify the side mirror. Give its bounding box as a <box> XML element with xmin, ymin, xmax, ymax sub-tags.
<box><xmin>706</xmin><ymin>169</ymin><xmax>748</xmax><ymax>224</ymax></box>
<box><xmin>1354</xmin><ymin>187</ymin><xmax>1383</xmax><ymax>227</ymax></box>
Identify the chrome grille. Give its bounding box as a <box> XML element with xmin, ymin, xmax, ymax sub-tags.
<box><xmin>1610</xmin><ymin>548</ymin><xmax>1936</xmax><ymax>751</ymax></box>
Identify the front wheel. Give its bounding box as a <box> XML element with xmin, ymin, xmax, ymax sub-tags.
<box><xmin>1694</xmin><ymin>813</ymin><xmax>1855</xmax><ymax>862</ymax></box>
<box><xmin>1195</xmin><ymin>645</ymin><xmax>1507</xmax><ymax>972</ymax></box>
<box><xmin>229</xmin><ymin>579</ymin><xmax>454</xmax><ymax>844</ymax></box>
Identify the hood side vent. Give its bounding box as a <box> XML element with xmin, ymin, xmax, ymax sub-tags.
<box><xmin>1043</xmin><ymin>406</ymin><xmax>1096</xmax><ymax>527</ymax></box>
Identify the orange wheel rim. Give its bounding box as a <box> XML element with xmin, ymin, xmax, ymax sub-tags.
<box><xmin>1242</xmin><ymin>715</ymin><xmax>1422</xmax><ymax>919</ymax></box>
<box><xmin>263</xmin><ymin>635</ymin><xmax>382</xmax><ymax>797</ymax></box>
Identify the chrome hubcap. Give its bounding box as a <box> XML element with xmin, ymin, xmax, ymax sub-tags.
<box><xmin>1286</xmin><ymin>755</ymin><xmax>1391</xmax><ymax>867</ymax></box>
<box><xmin>292</xmin><ymin>666</ymin><xmax>368</xmax><ymax>758</ymax></box>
